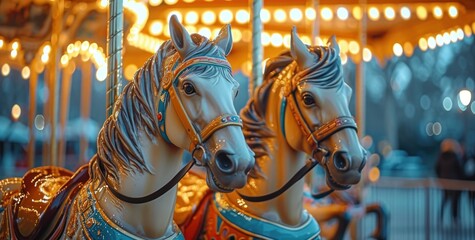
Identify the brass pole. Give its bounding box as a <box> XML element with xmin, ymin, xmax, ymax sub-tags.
<box><xmin>307</xmin><ymin>0</ymin><xmax>319</xmax><ymax>46</ymax></box>
<box><xmin>79</xmin><ymin>62</ymin><xmax>92</xmax><ymax>165</ymax></box>
<box><xmin>47</xmin><ymin>0</ymin><xmax>64</xmax><ymax>166</ymax></box>
<box><xmin>106</xmin><ymin>0</ymin><xmax>124</xmax><ymax>117</ymax></box>
<box><xmin>249</xmin><ymin>0</ymin><xmax>263</xmax><ymax>95</ymax></box>
<box><xmin>27</xmin><ymin>70</ymin><xmax>38</xmax><ymax>168</ymax></box>
<box><xmin>58</xmin><ymin>63</ymin><xmax>74</xmax><ymax>167</ymax></box>
<box><xmin>356</xmin><ymin>2</ymin><xmax>367</xmax><ymax>138</ymax></box>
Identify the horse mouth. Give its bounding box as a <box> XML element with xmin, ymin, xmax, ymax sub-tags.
<box><xmin>324</xmin><ymin>167</ymin><xmax>351</xmax><ymax>191</ymax></box>
<box><xmin>206</xmin><ymin>168</ymin><xmax>234</xmax><ymax>193</ymax></box>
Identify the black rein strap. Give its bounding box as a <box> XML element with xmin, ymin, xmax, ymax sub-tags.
<box><xmin>98</xmin><ymin>159</ymin><xmax>195</xmax><ymax>204</ymax></box>
<box><xmin>237</xmin><ymin>157</ymin><xmax>334</xmax><ymax>202</ymax></box>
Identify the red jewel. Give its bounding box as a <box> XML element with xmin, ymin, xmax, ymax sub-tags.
<box><xmin>157</xmin><ymin>112</ymin><xmax>163</xmax><ymax>121</ymax></box>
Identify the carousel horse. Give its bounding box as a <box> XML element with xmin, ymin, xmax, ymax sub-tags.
<box><xmin>0</xmin><ymin>15</ymin><xmax>255</xmax><ymax>240</ymax></box>
<box><xmin>174</xmin><ymin>27</ymin><xmax>366</xmax><ymax>239</ymax></box>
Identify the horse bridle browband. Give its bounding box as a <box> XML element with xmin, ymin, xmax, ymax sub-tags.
<box><xmin>238</xmin><ymin>62</ymin><xmax>358</xmax><ymax>202</ymax></box>
<box><xmin>100</xmin><ymin>53</ymin><xmax>242</xmax><ymax>204</ymax></box>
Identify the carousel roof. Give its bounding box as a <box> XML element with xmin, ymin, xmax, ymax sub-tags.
<box><xmin>1</xmin><ymin>0</ymin><xmax>475</xmax><ymax>78</ymax></box>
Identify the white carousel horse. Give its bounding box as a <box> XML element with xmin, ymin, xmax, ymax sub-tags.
<box><xmin>175</xmin><ymin>27</ymin><xmax>366</xmax><ymax>239</ymax></box>
<box><xmin>0</xmin><ymin>15</ymin><xmax>254</xmax><ymax>240</ymax></box>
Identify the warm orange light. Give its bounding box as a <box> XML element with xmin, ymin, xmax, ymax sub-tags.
<box><xmin>464</xmin><ymin>25</ymin><xmax>472</xmax><ymax>37</ymax></box>
<box><xmin>96</xmin><ymin>65</ymin><xmax>107</xmax><ymax>81</ymax></box>
<box><xmin>368</xmin><ymin>167</ymin><xmax>380</xmax><ymax>182</ymax></box>
<box><xmin>184</xmin><ymin>11</ymin><xmax>198</xmax><ymax>25</ymax></box>
<box><xmin>12</xmin><ymin>104</ymin><xmax>21</xmax><ymax>121</ymax></box>
<box><xmin>289</xmin><ymin>8</ymin><xmax>303</xmax><ymax>22</ymax></box>
<box><xmin>348</xmin><ymin>40</ymin><xmax>360</xmax><ymax>54</ymax></box>
<box><xmin>432</xmin><ymin>6</ymin><xmax>443</xmax><ymax>19</ymax></box>
<box><xmin>41</xmin><ymin>53</ymin><xmax>49</xmax><ymax>63</ymax></box>
<box><xmin>2</xmin><ymin>64</ymin><xmax>10</xmax><ymax>76</ymax></box>
<box><xmin>393</xmin><ymin>43</ymin><xmax>403</xmax><ymax>56</ymax></box>
<box><xmin>274</xmin><ymin>9</ymin><xmax>287</xmax><ymax>23</ymax></box>
<box><xmin>283</xmin><ymin>34</ymin><xmax>291</xmax><ymax>48</ymax></box>
<box><xmin>260</xmin><ymin>9</ymin><xmax>271</xmax><ymax>23</ymax></box>
<box><xmin>418</xmin><ymin>37</ymin><xmax>428</xmax><ymax>51</ymax></box>
<box><xmin>321</xmin><ymin>7</ymin><xmax>333</xmax><ymax>21</ymax></box>
<box><xmin>261</xmin><ymin>32</ymin><xmax>270</xmax><ymax>46</ymax></box>
<box><xmin>219</xmin><ymin>10</ymin><xmax>233</xmax><ymax>24</ymax></box>
<box><xmin>338</xmin><ymin>39</ymin><xmax>349</xmax><ymax>53</ymax></box>
<box><xmin>149</xmin><ymin>20</ymin><xmax>164</xmax><ymax>36</ymax></box>
<box><xmin>201</xmin><ymin>11</ymin><xmax>216</xmax><ymax>25</ymax></box>
<box><xmin>368</xmin><ymin>7</ymin><xmax>380</xmax><ymax>21</ymax></box>
<box><xmin>149</xmin><ymin>0</ymin><xmax>162</xmax><ymax>6</ymax></box>
<box><xmin>403</xmin><ymin>42</ymin><xmax>414</xmax><ymax>57</ymax></box>
<box><xmin>363</xmin><ymin>48</ymin><xmax>372</xmax><ymax>62</ymax></box>
<box><xmin>270</xmin><ymin>33</ymin><xmax>283</xmax><ymax>47</ymax></box>
<box><xmin>400</xmin><ymin>6</ymin><xmax>411</xmax><ymax>20</ymax></box>
<box><xmin>416</xmin><ymin>6</ymin><xmax>428</xmax><ymax>20</ymax></box>
<box><xmin>198</xmin><ymin>27</ymin><xmax>211</xmax><ymax>38</ymax></box>
<box><xmin>61</xmin><ymin>54</ymin><xmax>69</xmax><ymax>67</ymax></box>
<box><xmin>10</xmin><ymin>50</ymin><xmax>18</xmax><ymax>59</ymax></box>
<box><xmin>448</xmin><ymin>6</ymin><xmax>458</xmax><ymax>18</ymax></box>
<box><xmin>231</xmin><ymin>29</ymin><xmax>242</xmax><ymax>43</ymax></box>
<box><xmin>336</xmin><ymin>7</ymin><xmax>349</xmax><ymax>20</ymax></box>
<box><xmin>164</xmin><ymin>0</ymin><xmax>178</xmax><ymax>5</ymax></box>
<box><xmin>384</xmin><ymin>7</ymin><xmax>395</xmax><ymax>20</ymax></box>
<box><xmin>21</xmin><ymin>66</ymin><xmax>30</xmax><ymax>79</ymax></box>
<box><xmin>43</xmin><ymin>45</ymin><xmax>51</xmax><ymax>54</ymax></box>
<box><xmin>305</xmin><ymin>8</ymin><xmax>316</xmax><ymax>20</ymax></box>
<box><xmin>428</xmin><ymin>36</ymin><xmax>436</xmax><ymax>49</ymax></box>
<box><xmin>236</xmin><ymin>9</ymin><xmax>249</xmax><ymax>24</ymax></box>
<box><xmin>11</xmin><ymin>41</ymin><xmax>19</xmax><ymax>50</ymax></box>
<box><xmin>124</xmin><ymin>64</ymin><xmax>138</xmax><ymax>81</ymax></box>
<box><xmin>352</xmin><ymin>6</ymin><xmax>362</xmax><ymax>20</ymax></box>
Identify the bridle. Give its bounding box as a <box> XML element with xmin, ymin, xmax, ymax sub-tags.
<box><xmin>100</xmin><ymin>52</ymin><xmax>243</xmax><ymax>204</ymax></box>
<box><xmin>238</xmin><ymin>62</ymin><xmax>358</xmax><ymax>202</ymax></box>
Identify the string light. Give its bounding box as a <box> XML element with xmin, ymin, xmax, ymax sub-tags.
<box><xmin>260</xmin><ymin>9</ymin><xmax>271</xmax><ymax>23</ymax></box>
<box><xmin>289</xmin><ymin>8</ymin><xmax>303</xmax><ymax>22</ymax></box>
<box><xmin>321</xmin><ymin>7</ymin><xmax>333</xmax><ymax>21</ymax></box>
<box><xmin>274</xmin><ymin>9</ymin><xmax>287</xmax><ymax>23</ymax></box>
<box><xmin>400</xmin><ymin>6</ymin><xmax>411</xmax><ymax>20</ymax></box>
<box><xmin>305</xmin><ymin>8</ymin><xmax>316</xmax><ymax>20</ymax></box>
<box><xmin>336</xmin><ymin>7</ymin><xmax>349</xmax><ymax>20</ymax></box>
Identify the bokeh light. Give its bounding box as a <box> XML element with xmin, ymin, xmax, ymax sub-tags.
<box><xmin>289</xmin><ymin>8</ymin><xmax>303</xmax><ymax>22</ymax></box>
<box><xmin>321</xmin><ymin>7</ymin><xmax>333</xmax><ymax>21</ymax></box>
<box><xmin>400</xmin><ymin>6</ymin><xmax>411</xmax><ymax>20</ymax></box>
<box><xmin>336</xmin><ymin>7</ymin><xmax>349</xmax><ymax>20</ymax></box>
<box><xmin>12</xmin><ymin>104</ymin><xmax>21</xmax><ymax>120</ymax></box>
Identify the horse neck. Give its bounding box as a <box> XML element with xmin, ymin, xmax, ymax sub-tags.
<box><xmin>94</xmin><ymin>135</ymin><xmax>184</xmax><ymax>238</ymax></box>
<box><xmin>225</xmin><ymin>79</ymin><xmax>308</xmax><ymax>227</ymax></box>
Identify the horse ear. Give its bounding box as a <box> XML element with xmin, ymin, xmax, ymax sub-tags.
<box><xmin>169</xmin><ymin>15</ymin><xmax>196</xmax><ymax>59</ymax></box>
<box><xmin>213</xmin><ymin>24</ymin><xmax>233</xmax><ymax>56</ymax></box>
<box><xmin>327</xmin><ymin>35</ymin><xmax>340</xmax><ymax>55</ymax></box>
<box><xmin>290</xmin><ymin>26</ymin><xmax>314</xmax><ymax>70</ymax></box>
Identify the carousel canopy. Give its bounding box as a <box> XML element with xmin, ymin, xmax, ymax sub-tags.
<box><xmin>1</xmin><ymin>0</ymin><xmax>474</xmax><ymax>80</ymax></box>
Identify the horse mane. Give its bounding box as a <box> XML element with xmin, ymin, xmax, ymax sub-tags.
<box><xmin>90</xmin><ymin>34</ymin><xmax>229</xmax><ymax>186</ymax></box>
<box><xmin>242</xmin><ymin>45</ymin><xmax>343</xmax><ymax>178</ymax></box>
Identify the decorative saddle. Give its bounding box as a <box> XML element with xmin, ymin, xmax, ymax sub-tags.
<box><xmin>1</xmin><ymin>165</ymin><xmax>89</xmax><ymax>239</ymax></box>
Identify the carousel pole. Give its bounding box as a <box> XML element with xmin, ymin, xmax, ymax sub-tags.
<box><xmin>46</xmin><ymin>0</ymin><xmax>64</xmax><ymax>166</ymax></box>
<box><xmin>27</xmin><ymin>69</ymin><xmax>38</xmax><ymax>168</ymax></box>
<box><xmin>356</xmin><ymin>1</ymin><xmax>367</xmax><ymax>139</ymax></box>
<box><xmin>79</xmin><ymin>62</ymin><xmax>92</xmax><ymax>165</ymax></box>
<box><xmin>352</xmin><ymin>1</ymin><xmax>368</xmax><ymax>239</ymax></box>
<box><xmin>249</xmin><ymin>0</ymin><xmax>263</xmax><ymax>94</ymax></box>
<box><xmin>57</xmin><ymin>63</ymin><xmax>75</xmax><ymax>167</ymax></box>
<box><xmin>106</xmin><ymin>0</ymin><xmax>124</xmax><ymax>117</ymax></box>
<box><xmin>307</xmin><ymin>0</ymin><xmax>319</xmax><ymax>46</ymax></box>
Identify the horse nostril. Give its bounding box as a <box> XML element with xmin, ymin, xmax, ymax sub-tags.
<box><xmin>358</xmin><ymin>157</ymin><xmax>367</xmax><ymax>173</ymax></box>
<box><xmin>333</xmin><ymin>151</ymin><xmax>350</xmax><ymax>172</ymax></box>
<box><xmin>216</xmin><ymin>151</ymin><xmax>235</xmax><ymax>173</ymax></box>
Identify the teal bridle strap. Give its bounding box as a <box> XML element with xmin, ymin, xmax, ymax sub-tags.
<box><xmin>157</xmin><ymin>89</ymin><xmax>171</xmax><ymax>144</ymax></box>
<box><xmin>280</xmin><ymin>97</ymin><xmax>287</xmax><ymax>139</ymax></box>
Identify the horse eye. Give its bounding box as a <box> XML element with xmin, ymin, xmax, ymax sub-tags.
<box><xmin>183</xmin><ymin>82</ymin><xmax>196</xmax><ymax>95</ymax></box>
<box><xmin>302</xmin><ymin>94</ymin><xmax>315</xmax><ymax>106</ymax></box>
<box><xmin>235</xmin><ymin>90</ymin><xmax>239</xmax><ymax>98</ymax></box>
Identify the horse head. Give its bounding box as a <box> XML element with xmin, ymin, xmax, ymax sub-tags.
<box><xmin>282</xmin><ymin>27</ymin><xmax>366</xmax><ymax>190</ymax></box>
<box><xmin>161</xmin><ymin>15</ymin><xmax>255</xmax><ymax>192</ymax></box>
